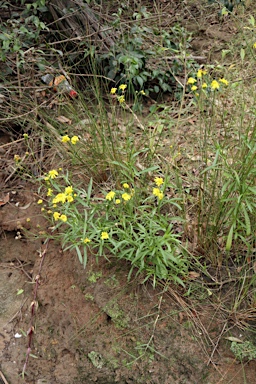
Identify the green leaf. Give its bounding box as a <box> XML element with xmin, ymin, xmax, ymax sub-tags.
<box><xmin>240</xmin><ymin>48</ymin><xmax>245</xmax><ymax>62</ymax></box>
<box><xmin>226</xmin><ymin>224</ymin><xmax>234</xmax><ymax>251</ymax></box>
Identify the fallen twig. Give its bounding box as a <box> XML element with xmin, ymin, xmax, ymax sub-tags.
<box><xmin>0</xmin><ymin>370</ymin><xmax>9</xmax><ymax>384</ymax></box>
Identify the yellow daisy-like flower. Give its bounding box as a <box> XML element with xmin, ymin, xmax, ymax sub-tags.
<box><xmin>197</xmin><ymin>69</ymin><xmax>207</xmax><ymax>78</ymax></box>
<box><xmin>122</xmin><ymin>193</ymin><xmax>131</xmax><ymax>201</ymax></box>
<box><xmin>41</xmin><ymin>207</ymin><xmax>45</xmax><ymax>212</ymax></box>
<box><xmin>119</xmin><ymin>84</ymin><xmax>127</xmax><ymax>91</ymax></box>
<box><xmin>61</xmin><ymin>135</ymin><xmax>70</xmax><ymax>143</ymax></box>
<box><xmin>110</xmin><ymin>87</ymin><xmax>117</xmax><ymax>94</ymax></box>
<box><xmin>53</xmin><ymin>212</ymin><xmax>60</xmax><ymax>221</ymax></box>
<box><xmin>83</xmin><ymin>238</ymin><xmax>91</xmax><ymax>244</ymax></box>
<box><xmin>140</xmin><ymin>90</ymin><xmax>146</xmax><ymax>95</ymax></box>
<box><xmin>60</xmin><ymin>214</ymin><xmax>67</xmax><ymax>222</ymax></box>
<box><xmin>48</xmin><ymin>169</ymin><xmax>58</xmax><ymax>179</ymax></box>
<box><xmin>153</xmin><ymin>188</ymin><xmax>161</xmax><ymax>197</ymax></box>
<box><xmin>66</xmin><ymin>195</ymin><xmax>74</xmax><ymax>203</ymax></box>
<box><xmin>47</xmin><ymin>188</ymin><xmax>53</xmax><ymax>197</ymax></box>
<box><xmin>115</xmin><ymin>199</ymin><xmax>121</xmax><ymax>204</ymax></box>
<box><xmin>106</xmin><ymin>191</ymin><xmax>116</xmax><ymax>201</ymax></box>
<box><xmin>101</xmin><ymin>232</ymin><xmax>109</xmax><ymax>240</ymax></box>
<box><xmin>26</xmin><ymin>218</ymin><xmax>31</xmax><ymax>222</ymax></box>
<box><xmin>118</xmin><ymin>95</ymin><xmax>125</xmax><ymax>104</ymax></box>
<box><xmin>210</xmin><ymin>80</ymin><xmax>220</xmax><ymax>90</ymax></box>
<box><xmin>71</xmin><ymin>136</ymin><xmax>79</xmax><ymax>145</ymax></box>
<box><xmin>158</xmin><ymin>192</ymin><xmax>164</xmax><ymax>200</ymax></box>
<box><xmin>202</xmin><ymin>82</ymin><xmax>208</xmax><ymax>89</ymax></box>
<box><xmin>153</xmin><ymin>188</ymin><xmax>164</xmax><ymax>200</ymax></box>
<box><xmin>191</xmin><ymin>85</ymin><xmax>198</xmax><ymax>91</ymax></box>
<box><xmin>123</xmin><ymin>183</ymin><xmax>129</xmax><ymax>189</ymax></box>
<box><xmin>23</xmin><ymin>133</ymin><xmax>29</xmax><ymax>139</ymax></box>
<box><xmin>65</xmin><ymin>186</ymin><xmax>73</xmax><ymax>195</ymax></box>
<box><xmin>253</xmin><ymin>42</ymin><xmax>256</xmax><ymax>49</ymax></box>
<box><xmin>187</xmin><ymin>77</ymin><xmax>196</xmax><ymax>85</ymax></box>
<box><xmin>37</xmin><ymin>199</ymin><xmax>43</xmax><ymax>204</ymax></box>
<box><xmin>47</xmin><ymin>210</ymin><xmax>52</xmax><ymax>214</ymax></box>
<box><xmin>219</xmin><ymin>78</ymin><xmax>229</xmax><ymax>86</ymax></box>
<box><xmin>52</xmin><ymin>193</ymin><xmax>67</xmax><ymax>204</ymax></box>
<box><xmin>154</xmin><ymin>177</ymin><xmax>164</xmax><ymax>186</ymax></box>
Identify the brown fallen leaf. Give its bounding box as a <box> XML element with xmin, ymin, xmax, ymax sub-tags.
<box><xmin>0</xmin><ymin>193</ymin><xmax>9</xmax><ymax>207</ymax></box>
<box><xmin>187</xmin><ymin>271</ymin><xmax>200</xmax><ymax>280</ymax></box>
<box><xmin>56</xmin><ymin>115</ymin><xmax>72</xmax><ymax>124</ymax></box>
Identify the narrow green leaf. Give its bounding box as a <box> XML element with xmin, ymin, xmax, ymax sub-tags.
<box><xmin>226</xmin><ymin>225</ymin><xmax>234</xmax><ymax>251</ymax></box>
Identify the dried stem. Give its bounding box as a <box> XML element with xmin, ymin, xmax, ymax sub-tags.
<box><xmin>21</xmin><ymin>239</ymin><xmax>50</xmax><ymax>379</ymax></box>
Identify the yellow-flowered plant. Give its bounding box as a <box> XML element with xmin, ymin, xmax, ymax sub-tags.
<box><xmin>71</xmin><ymin>135</ymin><xmax>79</xmax><ymax>145</ymax></box>
<box><xmin>106</xmin><ymin>191</ymin><xmax>115</xmax><ymax>201</ymax></box>
<box><xmin>119</xmin><ymin>84</ymin><xmax>127</xmax><ymax>91</ymax></box>
<box><xmin>38</xmin><ymin>171</ymin><xmax>187</xmax><ymax>285</ymax></box>
<box><xmin>211</xmin><ymin>80</ymin><xmax>220</xmax><ymax>90</ymax></box>
<box><xmin>48</xmin><ymin>170</ymin><xmax>58</xmax><ymax>179</ymax></box>
<box><xmin>187</xmin><ymin>77</ymin><xmax>196</xmax><ymax>85</ymax></box>
<box><xmin>117</xmin><ymin>95</ymin><xmax>125</xmax><ymax>104</ymax></box>
<box><xmin>61</xmin><ymin>135</ymin><xmax>70</xmax><ymax>143</ymax></box>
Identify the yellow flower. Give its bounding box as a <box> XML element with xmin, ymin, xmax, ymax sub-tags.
<box><xmin>60</xmin><ymin>214</ymin><xmax>67</xmax><ymax>222</ymax></box>
<box><xmin>158</xmin><ymin>192</ymin><xmax>164</xmax><ymax>200</ymax></box>
<box><xmin>61</xmin><ymin>135</ymin><xmax>70</xmax><ymax>143</ymax></box>
<box><xmin>140</xmin><ymin>90</ymin><xmax>146</xmax><ymax>95</ymax></box>
<box><xmin>47</xmin><ymin>210</ymin><xmax>52</xmax><ymax>214</ymax></box>
<box><xmin>119</xmin><ymin>84</ymin><xmax>127</xmax><ymax>91</ymax></box>
<box><xmin>44</xmin><ymin>176</ymin><xmax>49</xmax><ymax>181</ymax></box>
<box><xmin>187</xmin><ymin>77</ymin><xmax>196</xmax><ymax>85</ymax></box>
<box><xmin>202</xmin><ymin>82</ymin><xmax>208</xmax><ymax>89</ymax></box>
<box><xmin>101</xmin><ymin>232</ymin><xmax>109</xmax><ymax>240</ymax></box>
<box><xmin>115</xmin><ymin>199</ymin><xmax>121</xmax><ymax>204</ymax></box>
<box><xmin>110</xmin><ymin>87</ymin><xmax>117</xmax><ymax>94</ymax></box>
<box><xmin>52</xmin><ymin>193</ymin><xmax>67</xmax><ymax>204</ymax></box>
<box><xmin>65</xmin><ymin>186</ymin><xmax>73</xmax><ymax>195</ymax></box>
<box><xmin>197</xmin><ymin>69</ymin><xmax>207</xmax><ymax>78</ymax></box>
<box><xmin>83</xmin><ymin>238</ymin><xmax>91</xmax><ymax>244</ymax></box>
<box><xmin>66</xmin><ymin>195</ymin><xmax>74</xmax><ymax>203</ymax></box>
<box><xmin>123</xmin><ymin>183</ymin><xmax>129</xmax><ymax>189</ymax></box>
<box><xmin>41</xmin><ymin>207</ymin><xmax>45</xmax><ymax>212</ymax></box>
<box><xmin>48</xmin><ymin>170</ymin><xmax>58</xmax><ymax>179</ymax></box>
<box><xmin>71</xmin><ymin>135</ymin><xmax>79</xmax><ymax>145</ymax></box>
<box><xmin>122</xmin><ymin>193</ymin><xmax>131</xmax><ymax>201</ymax></box>
<box><xmin>253</xmin><ymin>42</ymin><xmax>256</xmax><ymax>49</ymax></box>
<box><xmin>154</xmin><ymin>177</ymin><xmax>164</xmax><ymax>186</ymax></box>
<box><xmin>153</xmin><ymin>188</ymin><xmax>164</xmax><ymax>200</ymax></box>
<box><xmin>37</xmin><ymin>199</ymin><xmax>43</xmax><ymax>204</ymax></box>
<box><xmin>106</xmin><ymin>191</ymin><xmax>116</xmax><ymax>201</ymax></box>
<box><xmin>219</xmin><ymin>78</ymin><xmax>228</xmax><ymax>86</ymax></box>
<box><xmin>191</xmin><ymin>85</ymin><xmax>197</xmax><ymax>91</ymax></box>
<box><xmin>53</xmin><ymin>212</ymin><xmax>60</xmax><ymax>221</ymax></box>
<box><xmin>47</xmin><ymin>188</ymin><xmax>53</xmax><ymax>197</ymax></box>
<box><xmin>118</xmin><ymin>95</ymin><xmax>125</xmax><ymax>103</ymax></box>
<box><xmin>23</xmin><ymin>133</ymin><xmax>29</xmax><ymax>139</ymax></box>
<box><xmin>26</xmin><ymin>218</ymin><xmax>31</xmax><ymax>222</ymax></box>
<box><xmin>153</xmin><ymin>188</ymin><xmax>161</xmax><ymax>197</ymax></box>
<box><xmin>210</xmin><ymin>80</ymin><xmax>220</xmax><ymax>90</ymax></box>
